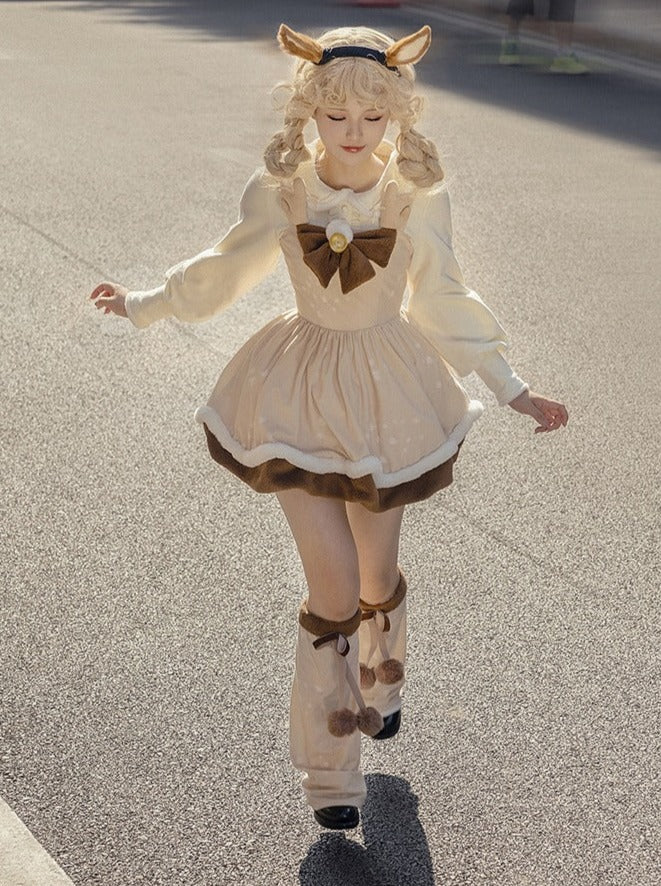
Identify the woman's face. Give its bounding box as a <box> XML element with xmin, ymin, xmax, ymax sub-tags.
<box><xmin>314</xmin><ymin>96</ymin><xmax>390</xmax><ymax>167</ymax></box>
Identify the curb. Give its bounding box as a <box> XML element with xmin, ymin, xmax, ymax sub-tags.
<box><xmin>403</xmin><ymin>1</ymin><xmax>661</xmax><ymax>82</ymax></box>
<box><xmin>404</xmin><ymin>0</ymin><xmax>661</xmax><ymax>68</ymax></box>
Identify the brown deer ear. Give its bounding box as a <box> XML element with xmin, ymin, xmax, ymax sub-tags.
<box><xmin>277</xmin><ymin>24</ymin><xmax>324</xmax><ymax>64</ymax></box>
<box><xmin>385</xmin><ymin>25</ymin><xmax>432</xmax><ymax>67</ymax></box>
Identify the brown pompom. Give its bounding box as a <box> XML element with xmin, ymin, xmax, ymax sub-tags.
<box><xmin>360</xmin><ymin>664</ymin><xmax>376</xmax><ymax>690</ymax></box>
<box><xmin>328</xmin><ymin>708</ymin><xmax>358</xmax><ymax>737</ymax></box>
<box><xmin>375</xmin><ymin>658</ymin><xmax>404</xmax><ymax>685</ymax></box>
<box><xmin>357</xmin><ymin>707</ymin><xmax>384</xmax><ymax>737</ymax></box>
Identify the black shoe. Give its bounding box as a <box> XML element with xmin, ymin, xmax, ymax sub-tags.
<box><xmin>372</xmin><ymin>709</ymin><xmax>401</xmax><ymax>740</ymax></box>
<box><xmin>313</xmin><ymin>805</ymin><xmax>360</xmax><ymax>830</ymax></box>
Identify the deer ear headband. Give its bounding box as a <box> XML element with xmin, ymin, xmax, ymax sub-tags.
<box><xmin>277</xmin><ymin>23</ymin><xmax>432</xmax><ymax>74</ymax></box>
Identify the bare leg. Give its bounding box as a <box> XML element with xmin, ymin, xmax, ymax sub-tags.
<box><xmin>345</xmin><ymin>502</ymin><xmax>405</xmax><ymax>605</ymax></box>
<box><xmin>277</xmin><ymin>489</ymin><xmax>360</xmax><ymax>621</ymax></box>
<box><xmin>277</xmin><ymin>489</ymin><xmax>367</xmax><ymax>814</ymax></box>
<box><xmin>548</xmin><ymin>12</ymin><xmax>587</xmax><ymax>72</ymax></box>
<box><xmin>552</xmin><ymin>20</ymin><xmax>573</xmax><ymax>52</ymax></box>
<box><xmin>500</xmin><ymin>7</ymin><xmax>524</xmax><ymax>62</ymax></box>
<box><xmin>345</xmin><ymin>502</ymin><xmax>407</xmax><ymax>724</ymax></box>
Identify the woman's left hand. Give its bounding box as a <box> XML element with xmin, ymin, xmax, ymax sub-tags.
<box><xmin>508</xmin><ymin>389</ymin><xmax>568</xmax><ymax>433</ymax></box>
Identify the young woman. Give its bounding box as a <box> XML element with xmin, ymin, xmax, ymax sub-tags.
<box><xmin>91</xmin><ymin>23</ymin><xmax>567</xmax><ymax>831</ymax></box>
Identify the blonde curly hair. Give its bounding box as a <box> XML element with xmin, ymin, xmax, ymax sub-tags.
<box><xmin>264</xmin><ymin>26</ymin><xmax>443</xmax><ymax>188</ymax></box>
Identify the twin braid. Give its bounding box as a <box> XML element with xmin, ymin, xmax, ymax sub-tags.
<box><xmin>396</xmin><ymin>127</ymin><xmax>444</xmax><ymax>188</ymax></box>
<box><xmin>264</xmin><ymin>116</ymin><xmax>311</xmax><ymax>178</ymax></box>
<box><xmin>265</xmin><ymin>121</ymin><xmax>444</xmax><ymax>188</ymax></box>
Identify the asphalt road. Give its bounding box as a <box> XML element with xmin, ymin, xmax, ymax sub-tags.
<box><xmin>1</xmin><ymin>2</ymin><xmax>660</xmax><ymax>884</ymax></box>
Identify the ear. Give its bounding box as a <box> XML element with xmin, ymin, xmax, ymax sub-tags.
<box><xmin>277</xmin><ymin>23</ymin><xmax>324</xmax><ymax>64</ymax></box>
<box><xmin>385</xmin><ymin>25</ymin><xmax>432</xmax><ymax>67</ymax></box>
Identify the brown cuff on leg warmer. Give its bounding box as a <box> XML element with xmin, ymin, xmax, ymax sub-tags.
<box><xmin>299</xmin><ymin>601</ymin><xmax>362</xmax><ymax>637</ymax></box>
<box><xmin>360</xmin><ymin>571</ymin><xmax>407</xmax><ymax>615</ymax></box>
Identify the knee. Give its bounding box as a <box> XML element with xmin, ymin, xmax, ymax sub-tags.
<box><xmin>306</xmin><ymin>567</ymin><xmax>361</xmax><ymax>624</ymax></box>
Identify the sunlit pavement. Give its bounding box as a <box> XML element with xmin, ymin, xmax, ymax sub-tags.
<box><xmin>1</xmin><ymin>2</ymin><xmax>659</xmax><ymax>884</ymax></box>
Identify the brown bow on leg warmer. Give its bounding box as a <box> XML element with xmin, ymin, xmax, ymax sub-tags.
<box><xmin>358</xmin><ymin>572</ymin><xmax>408</xmax><ymax>718</ymax></box>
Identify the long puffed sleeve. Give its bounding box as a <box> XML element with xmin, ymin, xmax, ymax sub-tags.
<box><xmin>405</xmin><ymin>186</ymin><xmax>528</xmax><ymax>405</ymax></box>
<box><xmin>125</xmin><ymin>168</ymin><xmax>281</xmax><ymax>328</ymax></box>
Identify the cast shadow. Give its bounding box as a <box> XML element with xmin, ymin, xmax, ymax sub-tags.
<box><xmin>299</xmin><ymin>773</ymin><xmax>435</xmax><ymax>886</ymax></box>
<box><xmin>46</xmin><ymin>0</ymin><xmax>661</xmax><ymax>152</ymax></box>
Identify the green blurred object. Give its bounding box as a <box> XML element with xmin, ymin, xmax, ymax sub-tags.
<box><xmin>549</xmin><ymin>52</ymin><xmax>590</xmax><ymax>74</ymax></box>
<box><xmin>499</xmin><ymin>38</ymin><xmax>523</xmax><ymax>64</ymax></box>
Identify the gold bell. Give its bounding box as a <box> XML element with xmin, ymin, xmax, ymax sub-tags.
<box><xmin>325</xmin><ymin>219</ymin><xmax>354</xmax><ymax>254</ymax></box>
<box><xmin>329</xmin><ymin>232</ymin><xmax>349</xmax><ymax>253</ymax></box>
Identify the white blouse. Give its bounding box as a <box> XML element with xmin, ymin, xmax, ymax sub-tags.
<box><xmin>125</xmin><ymin>142</ymin><xmax>527</xmax><ymax>406</ymax></box>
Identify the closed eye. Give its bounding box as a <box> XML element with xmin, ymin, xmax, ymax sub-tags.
<box><xmin>326</xmin><ymin>115</ymin><xmax>384</xmax><ymax>122</ymax></box>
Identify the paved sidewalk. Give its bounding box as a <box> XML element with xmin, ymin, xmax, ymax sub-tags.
<box><xmin>2</xmin><ymin>1</ymin><xmax>659</xmax><ymax>883</ymax></box>
<box><xmin>407</xmin><ymin>0</ymin><xmax>661</xmax><ymax>65</ymax></box>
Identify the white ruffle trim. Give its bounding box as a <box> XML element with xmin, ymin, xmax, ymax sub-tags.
<box><xmin>194</xmin><ymin>400</ymin><xmax>484</xmax><ymax>489</ymax></box>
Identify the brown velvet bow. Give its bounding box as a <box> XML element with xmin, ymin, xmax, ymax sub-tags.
<box><xmin>296</xmin><ymin>224</ymin><xmax>397</xmax><ymax>294</ymax></box>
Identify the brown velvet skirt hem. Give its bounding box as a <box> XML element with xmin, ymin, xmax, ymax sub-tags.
<box><xmin>203</xmin><ymin>424</ymin><xmax>461</xmax><ymax>513</ymax></box>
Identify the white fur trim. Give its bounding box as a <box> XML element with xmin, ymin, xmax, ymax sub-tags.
<box><xmin>194</xmin><ymin>401</ymin><xmax>483</xmax><ymax>488</ymax></box>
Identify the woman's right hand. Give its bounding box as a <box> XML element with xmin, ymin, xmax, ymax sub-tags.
<box><xmin>90</xmin><ymin>281</ymin><xmax>129</xmax><ymax>317</ymax></box>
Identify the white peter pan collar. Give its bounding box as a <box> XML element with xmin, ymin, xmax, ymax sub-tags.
<box><xmin>296</xmin><ymin>139</ymin><xmax>401</xmax><ymax>218</ymax></box>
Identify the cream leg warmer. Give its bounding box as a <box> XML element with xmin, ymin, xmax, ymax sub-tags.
<box><xmin>290</xmin><ymin>602</ymin><xmax>382</xmax><ymax>810</ymax></box>
<box><xmin>359</xmin><ymin>572</ymin><xmax>407</xmax><ymax>719</ymax></box>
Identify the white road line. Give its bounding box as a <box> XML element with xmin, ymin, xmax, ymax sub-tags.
<box><xmin>0</xmin><ymin>798</ymin><xmax>74</xmax><ymax>886</ymax></box>
<box><xmin>403</xmin><ymin>3</ymin><xmax>661</xmax><ymax>84</ymax></box>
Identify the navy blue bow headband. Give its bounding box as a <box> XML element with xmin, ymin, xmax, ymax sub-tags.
<box><xmin>317</xmin><ymin>45</ymin><xmax>400</xmax><ymax>74</ymax></box>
